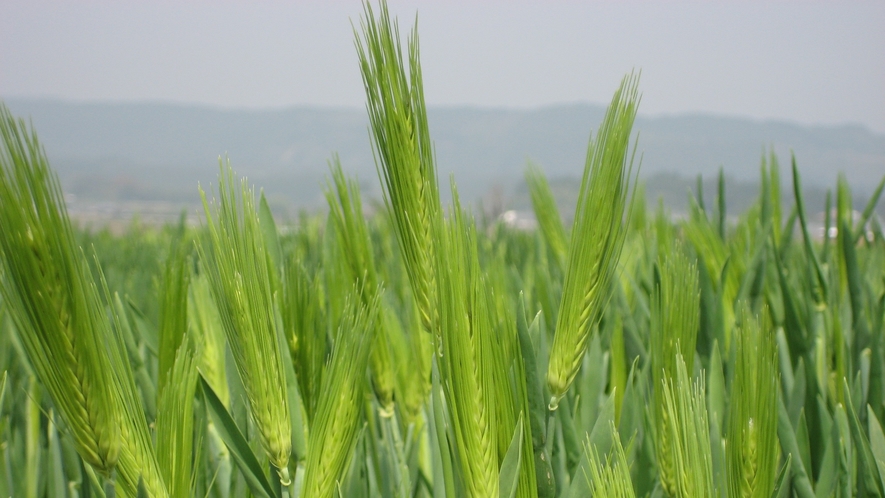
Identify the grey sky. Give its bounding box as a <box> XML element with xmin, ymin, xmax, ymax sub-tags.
<box><xmin>2</xmin><ymin>0</ymin><xmax>883</xmax><ymax>133</ymax></box>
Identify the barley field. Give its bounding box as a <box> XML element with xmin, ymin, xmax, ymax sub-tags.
<box><xmin>1</xmin><ymin>2</ymin><xmax>885</xmax><ymax>497</ymax></box>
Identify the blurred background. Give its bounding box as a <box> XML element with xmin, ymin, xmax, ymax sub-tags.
<box><xmin>1</xmin><ymin>0</ymin><xmax>883</xmax><ymax>228</ymax></box>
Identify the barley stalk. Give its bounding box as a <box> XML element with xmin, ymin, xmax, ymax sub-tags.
<box><xmin>0</xmin><ymin>104</ymin><xmax>122</xmax><ymax>476</ymax></box>
<box><xmin>434</xmin><ymin>190</ymin><xmax>499</xmax><ymax>498</ymax></box>
<box><xmin>547</xmin><ymin>74</ymin><xmax>639</xmax><ymax>408</ymax></box>
<box><xmin>659</xmin><ymin>355</ymin><xmax>715</xmax><ymax>497</ymax></box>
<box><xmin>1</xmin><ymin>103</ymin><xmax>172</xmax><ymax>497</ymax></box>
<box><xmin>199</xmin><ymin>163</ymin><xmax>292</xmax><ymax>483</ymax></box>
<box><xmin>355</xmin><ymin>0</ymin><xmax>441</xmax><ymax>337</ymax></box>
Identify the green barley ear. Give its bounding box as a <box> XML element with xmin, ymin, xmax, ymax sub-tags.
<box><xmin>355</xmin><ymin>0</ymin><xmax>441</xmax><ymax>335</ymax></box>
<box><xmin>546</xmin><ymin>73</ymin><xmax>639</xmax><ymax>409</ymax></box>
<box><xmin>198</xmin><ymin>162</ymin><xmax>292</xmax><ymax>485</ymax></box>
<box><xmin>154</xmin><ymin>338</ymin><xmax>198</xmax><ymax>498</ymax></box>
<box><xmin>0</xmin><ymin>103</ymin><xmax>122</xmax><ymax>476</ymax></box>
<box><xmin>526</xmin><ymin>162</ymin><xmax>568</xmax><ymax>269</ymax></box>
<box><xmin>583</xmin><ymin>423</ymin><xmax>636</xmax><ymax>498</ymax></box>
<box><xmin>324</xmin><ymin>158</ymin><xmax>396</xmax><ymax>413</ymax></box>
<box><xmin>650</xmin><ymin>243</ymin><xmax>700</xmax><ymax>496</ymax></box>
<box><xmin>434</xmin><ymin>186</ymin><xmax>498</xmax><ymax>497</ymax></box>
<box><xmin>726</xmin><ymin>304</ymin><xmax>779</xmax><ymax>498</ymax></box>
<box><xmin>302</xmin><ymin>286</ymin><xmax>380</xmax><ymax>498</ymax></box>
<box><xmin>659</xmin><ymin>354</ymin><xmax>715</xmax><ymax>497</ymax></box>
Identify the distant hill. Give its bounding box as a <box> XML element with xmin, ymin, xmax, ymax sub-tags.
<box><xmin>3</xmin><ymin>98</ymin><xmax>884</xmax><ymax>219</ymax></box>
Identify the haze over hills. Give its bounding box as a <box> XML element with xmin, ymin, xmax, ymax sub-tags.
<box><xmin>3</xmin><ymin>98</ymin><xmax>884</xmax><ymax>221</ymax></box>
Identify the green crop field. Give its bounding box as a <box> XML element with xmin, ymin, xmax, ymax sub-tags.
<box><xmin>1</xmin><ymin>2</ymin><xmax>884</xmax><ymax>497</ymax></box>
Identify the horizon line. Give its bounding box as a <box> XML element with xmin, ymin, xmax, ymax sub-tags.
<box><xmin>2</xmin><ymin>95</ymin><xmax>881</xmax><ymax>135</ymax></box>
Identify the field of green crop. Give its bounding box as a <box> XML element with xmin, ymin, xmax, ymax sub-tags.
<box><xmin>2</xmin><ymin>2</ymin><xmax>885</xmax><ymax>497</ymax></box>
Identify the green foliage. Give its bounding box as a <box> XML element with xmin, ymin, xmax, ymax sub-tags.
<box><xmin>2</xmin><ymin>2</ymin><xmax>885</xmax><ymax>498</ymax></box>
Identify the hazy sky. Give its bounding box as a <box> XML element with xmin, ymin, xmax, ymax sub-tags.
<box><xmin>2</xmin><ymin>1</ymin><xmax>883</xmax><ymax>133</ymax></box>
